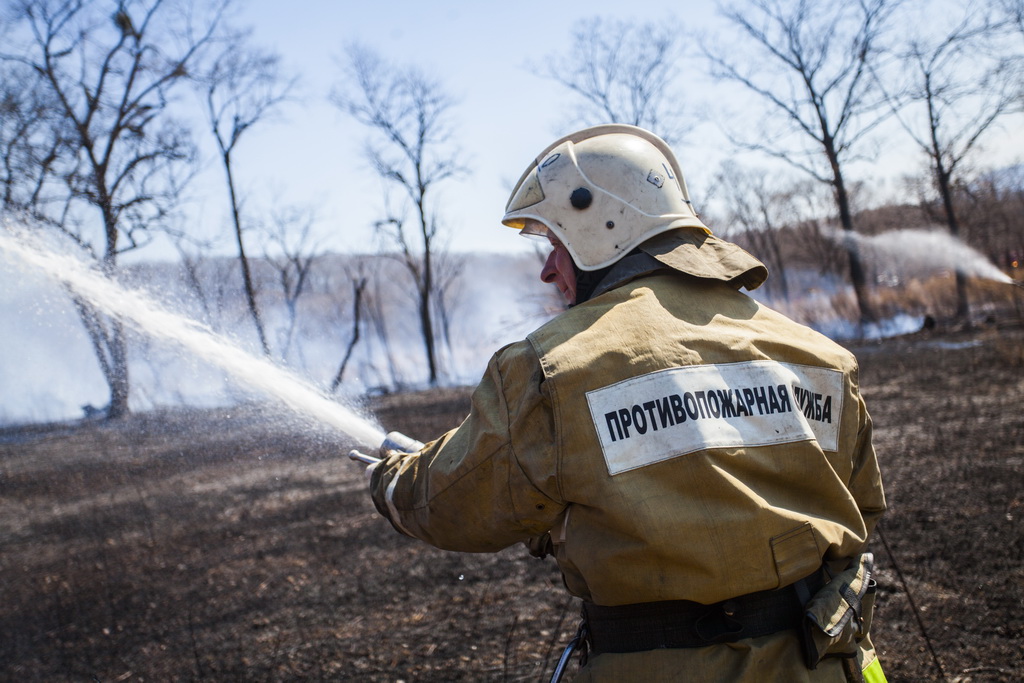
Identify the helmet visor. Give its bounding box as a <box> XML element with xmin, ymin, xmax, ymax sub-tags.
<box><xmin>519</xmin><ymin>219</ymin><xmax>550</xmax><ymax>239</ymax></box>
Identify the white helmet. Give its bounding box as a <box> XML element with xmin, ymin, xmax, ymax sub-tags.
<box><xmin>502</xmin><ymin>124</ymin><xmax>710</xmax><ymax>271</ymax></box>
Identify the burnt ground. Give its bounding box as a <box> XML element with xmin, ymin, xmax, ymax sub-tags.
<box><xmin>1</xmin><ymin>326</ymin><xmax>1022</xmax><ymax>682</ymax></box>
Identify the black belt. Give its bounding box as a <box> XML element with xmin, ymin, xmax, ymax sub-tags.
<box><xmin>582</xmin><ymin>569</ymin><xmax>826</xmax><ymax>656</ymax></box>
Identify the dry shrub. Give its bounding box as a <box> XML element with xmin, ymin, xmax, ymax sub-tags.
<box><xmin>764</xmin><ymin>271</ymin><xmax>1023</xmax><ymax>339</ymax></box>
<box><xmin>870</xmin><ymin>274</ymin><xmax>1023</xmax><ymax>326</ymax></box>
<box><xmin>872</xmin><ymin>276</ymin><xmax>956</xmax><ymax>319</ymax></box>
<box><xmin>827</xmin><ymin>290</ymin><xmax>862</xmax><ymax>324</ymax></box>
<box><xmin>760</xmin><ymin>289</ymin><xmax>856</xmax><ymax>332</ymax></box>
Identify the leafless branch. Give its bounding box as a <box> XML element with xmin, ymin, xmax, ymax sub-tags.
<box><xmin>534</xmin><ymin>17</ymin><xmax>689</xmax><ymax>144</ymax></box>
<box><xmin>332</xmin><ymin>44</ymin><xmax>467</xmax><ymax>385</ymax></box>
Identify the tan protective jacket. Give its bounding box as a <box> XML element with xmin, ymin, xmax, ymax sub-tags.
<box><xmin>369</xmin><ymin>237</ymin><xmax>885</xmax><ymax>680</ymax></box>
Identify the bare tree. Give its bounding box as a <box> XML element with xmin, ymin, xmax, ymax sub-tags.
<box><xmin>958</xmin><ymin>166</ymin><xmax>1024</xmax><ymax>274</ymax></box>
<box><xmin>166</xmin><ymin>224</ymin><xmax>222</xmax><ymax>324</ymax></box>
<box><xmin>332</xmin><ymin>45</ymin><xmax>467</xmax><ymax>386</ymax></box>
<box><xmin>1</xmin><ymin>0</ymin><xmax>233</xmax><ymax>418</ymax></box>
<box><xmin>200</xmin><ymin>39</ymin><xmax>297</xmax><ymax>356</ymax></box>
<box><xmin>362</xmin><ymin>261</ymin><xmax>406</xmax><ymax>390</ymax></box>
<box><xmin>330</xmin><ymin>268</ymin><xmax>369</xmax><ymax>392</ymax></box>
<box><xmin>706</xmin><ymin>0</ymin><xmax>900</xmax><ymax>325</ymax></box>
<box><xmin>0</xmin><ymin>61</ymin><xmax>64</xmax><ymax>215</ymax></box>
<box><xmin>1000</xmin><ymin>0</ymin><xmax>1024</xmax><ymax>36</ymax></box>
<box><xmin>713</xmin><ymin>161</ymin><xmax>793</xmax><ymax>301</ymax></box>
<box><xmin>261</xmin><ymin>203</ymin><xmax>319</xmax><ymax>361</ymax></box>
<box><xmin>876</xmin><ymin>2</ymin><xmax>1022</xmax><ymax>322</ymax></box>
<box><xmin>430</xmin><ymin>249</ymin><xmax>466</xmax><ymax>374</ymax></box>
<box><xmin>536</xmin><ymin>17</ymin><xmax>689</xmax><ymax>143</ymax></box>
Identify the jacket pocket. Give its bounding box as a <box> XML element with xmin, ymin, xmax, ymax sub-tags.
<box><xmin>771</xmin><ymin>522</ymin><xmax>822</xmax><ymax>588</ymax></box>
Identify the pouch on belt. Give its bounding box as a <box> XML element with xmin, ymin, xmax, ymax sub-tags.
<box><xmin>801</xmin><ymin>552</ymin><xmax>877</xmax><ymax>669</ymax></box>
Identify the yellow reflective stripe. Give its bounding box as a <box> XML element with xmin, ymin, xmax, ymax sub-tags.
<box><xmin>863</xmin><ymin>657</ymin><xmax>888</xmax><ymax>683</ymax></box>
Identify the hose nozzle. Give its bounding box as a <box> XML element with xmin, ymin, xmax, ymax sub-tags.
<box><xmin>347</xmin><ymin>431</ymin><xmax>424</xmax><ymax>466</ymax></box>
<box><xmin>348</xmin><ymin>449</ymin><xmax>381</xmax><ymax>465</ymax></box>
<box><xmin>380</xmin><ymin>431</ymin><xmax>424</xmax><ymax>456</ymax></box>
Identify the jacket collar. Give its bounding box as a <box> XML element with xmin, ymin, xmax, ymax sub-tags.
<box><xmin>637</xmin><ymin>229</ymin><xmax>768</xmax><ymax>292</ymax></box>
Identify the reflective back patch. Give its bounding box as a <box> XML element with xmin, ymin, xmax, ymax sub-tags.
<box><xmin>586</xmin><ymin>361</ymin><xmax>844</xmax><ymax>475</ymax></box>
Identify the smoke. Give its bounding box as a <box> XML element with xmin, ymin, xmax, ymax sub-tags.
<box><xmin>442</xmin><ymin>253</ymin><xmax>554</xmax><ymax>384</ymax></box>
<box><xmin>3</xmin><ymin>220</ymin><xmax>1008</xmax><ymax>428</ymax></box>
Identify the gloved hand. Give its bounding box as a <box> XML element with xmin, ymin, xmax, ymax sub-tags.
<box><xmin>347</xmin><ymin>431</ymin><xmax>424</xmax><ymax>466</ymax></box>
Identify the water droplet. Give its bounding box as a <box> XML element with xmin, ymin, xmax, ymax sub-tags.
<box><xmin>458</xmin><ymin>574</ymin><xmax>464</xmax><ymax>581</ymax></box>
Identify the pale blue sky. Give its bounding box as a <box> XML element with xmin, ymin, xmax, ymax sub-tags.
<box><xmin>204</xmin><ymin>0</ymin><xmax>1023</xmax><ymax>260</ymax></box>
<box><xmin>219</xmin><ymin>1</ymin><xmax>732</xmax><ymax>257</ymax></box>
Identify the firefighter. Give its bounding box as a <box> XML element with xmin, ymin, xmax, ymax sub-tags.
<box><xmin>365</xmin><ymin>125</ymin><xmax>887</xmax><ymax>682</ymax></box>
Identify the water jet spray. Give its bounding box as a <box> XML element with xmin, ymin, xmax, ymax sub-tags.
<box><xmin>0</xmin><ymin>226</ymin><xmax>386</xmax><ymax>449</ymax></box>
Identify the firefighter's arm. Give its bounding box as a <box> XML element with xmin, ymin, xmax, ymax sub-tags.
<box><xmin>847</xmin><ymin>388</ymin><xmax>886</xmax><ymax>538</ymax></box>
<box><xmin>368</xmin><ymin>341</ymin><xmax>565</xmax><ymax>552</ymax></box>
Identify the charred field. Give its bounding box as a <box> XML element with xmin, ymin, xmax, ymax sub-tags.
<box><xmin>1</xmin><ymin>326</ymin><xmax>1022</xmax><ymax>682</ymax></box>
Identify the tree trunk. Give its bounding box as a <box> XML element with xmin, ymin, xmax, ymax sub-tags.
<box><xmin>70</xmin><ymin>294</ymin><xmax>130</xmax><ymax>420</ymax></box>
<box><xmin>829</xmin><ymin>148</ymin><xmax>875</xmax><ymax>326</ymax></box>
<box><xmin>935</xmin><ymin>166</ymin><xmax>970</xmax><ymax>323</ymax></box>
<box><xmin>418</xmin><ymin>283</ymin><xmax>438</xmax><ymax>386</ymax></box>
<box><xmin>418</xmin><ymin>205</ymin><xmax>439</xmax><ymax>386</ymax></box>
<box><xmin>100</xmin><ymin>192</ymin><xmax>131</xmax><ymax>419</ymax></box>
<box><xmin>331</xmin><ymin>277</ymin><xmax>368</xmax><ymax>392</ymax></box>
<box><xmin>224</xmin><ymin>149</ymin><xmax>270</xmax><ymax>356</ymax></box>
<box><xmin>106</xmin><ymin>320</ymin><xmax>130</xmax><ymax>419</ymax></box>
<box><xmin>763</xmin><ymin>229</ymin><xmax>791</xmax><ymax>302</ymax></box>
